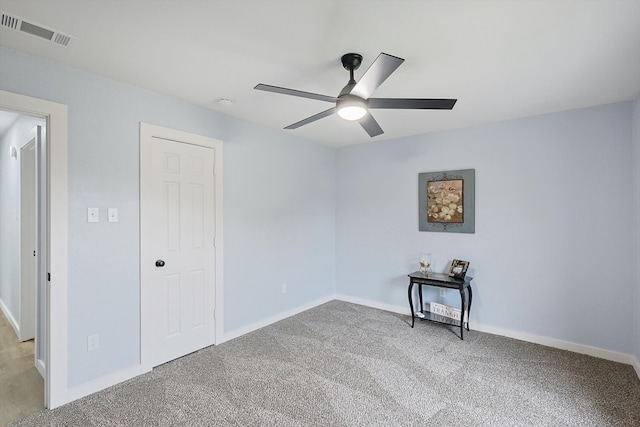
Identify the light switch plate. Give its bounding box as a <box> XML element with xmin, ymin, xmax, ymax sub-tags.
<box><xmin>108</xmin><ymin>208</ymin><xmax>118</xmax><ymax>223</ymax></box>
<box><xmin>88</xmin><ymin>208</ymin><xmax>99</xmax><ymax>223</ymax></box>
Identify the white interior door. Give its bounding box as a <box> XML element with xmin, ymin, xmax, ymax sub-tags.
<box><xmin>140</xmin><ymin>124</ymin><xmax>222</xmax><ymax>368</ymax></box>
<box><xmin>19</xmin><ymin>138</ymin><xmax>36</xmax><ymax>342</ymax></box>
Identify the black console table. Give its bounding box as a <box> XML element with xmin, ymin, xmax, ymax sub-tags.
<box><xmin>408</xmin><ymin>271</ymin><xmax>473</xmax><ymax>340</ymax></box>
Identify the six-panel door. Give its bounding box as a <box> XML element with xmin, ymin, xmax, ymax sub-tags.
<box><xmin>141</xmin><ymin>136</ymin><xmax>217</xmax><ymax>367</ymax></box>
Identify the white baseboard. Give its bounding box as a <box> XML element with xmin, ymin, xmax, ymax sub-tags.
<box><xmin>474</xmin><ymin>322</ymin><xmax>636</xmax><ymax>366</ymax></box>
<box><xmin>64</xmin><ymin>364</ymin><xmax>144</xmax><ymax>405</ymax></box>
<box><xmin>36</xmin><ymin>358</ymin><xmax>45</xmax><ymax>379</ymax></box>
<box><xmin>334</xmin><ymin>294</ymin><xmax>639</xmax><ymax>372</ymax></box>
<box><xmin>0</xmin><ymin>297</ymin><xmax>20</xmax><ymax>338</ymax></box>
<box><xmin>222</xmin><ymin>295</ymin><xmax>335</xmax><ymax>343</ymax></box>
<box><xmin>335</xmin><ymin>294</ymin><xmax>410</xmax><ymax>316</ymax></box>
<box><xmin>633</xmin><ymin>355</ymin><xmax>640</xmax><ymax>379</ymax></box>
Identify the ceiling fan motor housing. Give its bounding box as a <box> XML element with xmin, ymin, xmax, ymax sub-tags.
<box><xmin>341</xmin><ymin>53</ymin><xmax>363</xmax><ymax>71</ymax></box>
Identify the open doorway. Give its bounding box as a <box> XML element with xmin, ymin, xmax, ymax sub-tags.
<box><xmin>0</xmin><ymin>110</ymin><xmax>46</xmax><ymax>423</ymax></box>
<box><xmin>0</xmin><ymin>89</ymin><xmax>68</xmax><ymax>412</ymax></box>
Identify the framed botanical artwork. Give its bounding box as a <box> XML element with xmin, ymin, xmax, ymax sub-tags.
<box><xmin>419</xmin><ymin>169</ymin><xmax>475</xmax><ymax>233</ymax></box>
<box><xmin>448</xmin><ymin>259</ymin><xmax>469</xmax><ymax>279</ymax></box>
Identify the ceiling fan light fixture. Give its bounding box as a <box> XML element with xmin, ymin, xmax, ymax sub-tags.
<box><xmin>337</xmin><ymin>105</ymin><xmax>367</xmax><ymax>121</ymax></box>
<box><xmin>336</xmin><ymin>96</ymin><xmax>368</xmax><ymax>121</ymax></box>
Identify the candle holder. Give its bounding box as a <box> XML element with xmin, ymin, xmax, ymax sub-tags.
<box><xmin>419</xmin><ymin>254</ymin><xmax>432</xmax><ymax>276</ymax></box>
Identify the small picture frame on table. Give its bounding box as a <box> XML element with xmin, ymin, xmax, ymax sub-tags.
<box><xmin>449</xmin><ymin>259</ymin><xmax>469</xmax><ymax>279</ymax></box>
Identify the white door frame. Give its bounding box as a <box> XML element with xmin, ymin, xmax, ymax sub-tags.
<box><xmin>0</xmin><ymin>89</ymin><xmax>68</xmax><ymax>409</ymax></box>
<box><xmin>139</xmin><ymin>122</ymin><xmax>224</xmax><ymax>373</ymax></box>
<box><xmin>19</xmin><ymin>135</ymin><xmax>37</xmax><ymax>343</ymax></box>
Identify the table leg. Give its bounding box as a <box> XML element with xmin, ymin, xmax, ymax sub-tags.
<box><xmin>418</xmin><ymin>284</ymin><xmax>423</xmax><ymax>315</ymax></box>
<box><xmin>459</xmin><ymin>288</ymin><xmax>466</xmax><ymax>340</ymax></box>
<box><xmin>467</xmin><ymin>285</ymin><xmax>472</xmax><ymax>331</ymax></box>
<box><xmin>408</xmin><ymin>282</ymin><xmax>415</xmax><ymax>328</ymax></box>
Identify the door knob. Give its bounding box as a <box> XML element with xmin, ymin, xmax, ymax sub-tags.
<box><xmin>155</xmin><ymin>260</ymin><xmax>165</xmax><ymax>267</ymax></box>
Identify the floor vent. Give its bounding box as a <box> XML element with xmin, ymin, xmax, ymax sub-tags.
<box><xmin>0</xmin><ymin>10</ymin><xmax>73</xmax><ymax>47</ymax></box>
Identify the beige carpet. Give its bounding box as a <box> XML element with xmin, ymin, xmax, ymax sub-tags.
<box><xmin>11</xmin><ymin>300</ymin><xmax>640</xmax><ymax>426</ymax></box>
<box><xmin>0</xmin><ymin>308</ymin><xmax>44</xmax><ymax>427</ymax></box>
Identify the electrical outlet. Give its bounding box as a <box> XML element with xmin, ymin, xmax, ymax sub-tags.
<box><xmin>281</xmin><ymin>283</ymin><xmax>287</xmax><ymax>294</ymax></box>
<box><xmin>88</xmin><ymin>334</ymin><xmax>99</xmax><ymax>352</ymax></box>
<box><xmin>440</xmin><ymin>289</ymin><xmax>446</xmax><ymax>297</ymax></box>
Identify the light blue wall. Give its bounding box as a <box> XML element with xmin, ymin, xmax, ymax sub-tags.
<box><xmin>0</xmin><ymin>114</ymin><xmax>44</xmax><ymax>325</ymax></box>
<box><xmin>0</xmin><ymin>47</ymin><xmax>336</xmax><ymax>387</ymax></box>
<box><xmin>223</xmin><ymin>118</ymin><xmax>336</xmax><ymax>331</ymax></box>
<box><xmin>0</xmin><ymin>43</ymin><xmax>636</xmax><ymax>393</ymax></box>
<box><xmin>633</xmin><ymin>91</ymin><xmax>640</xmax><ymax>365</ymax></box>
<box><xmin>336</xmin><ymin>103</ymin><xmax>634</xmax><ymax>354</ymax></box>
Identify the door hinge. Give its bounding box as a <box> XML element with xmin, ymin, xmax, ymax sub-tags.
<box><xmin>33</xmin><ymin>250</ymin><xmax>36</xmax><ymax>256</ymax></box>
<box><xmin>47</xmin><ymin>273</ymin><xmax>51</xmax><ymax>281</ymax></box>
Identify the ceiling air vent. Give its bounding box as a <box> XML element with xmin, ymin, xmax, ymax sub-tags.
<box><xmin>0</xmin><ymin>10</ymin><xmax>73</xmax><ymax>47</ymax></box>
<box><xmin>1</xmin><ymin>11</ymin><xmax>19</xmax><ymax>30</ymax></box>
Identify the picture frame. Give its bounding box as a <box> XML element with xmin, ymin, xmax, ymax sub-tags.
<box><xmin>448</xmin><ymin>259</ymin><xmax>469</xmax><ymax>279</ymax></box>
<box><xmin>418</xmin><ymin>169</ymin><xmax>475</xmax><ymax>233</ymax></box>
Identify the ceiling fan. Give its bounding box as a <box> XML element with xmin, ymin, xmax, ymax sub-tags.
<box><xmin>255</xmin><ymin>52</ymin><xmax>457</xmax><ymax>138</ymax></box>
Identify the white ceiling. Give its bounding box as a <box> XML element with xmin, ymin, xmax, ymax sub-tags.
<box><xmin>1</xmin><ymin>0</ymin><xmax>639</xmax><ymax>147</ymax></box>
